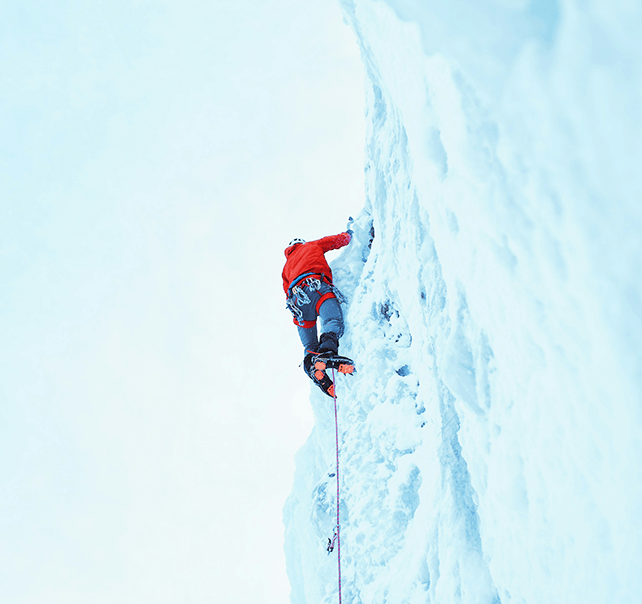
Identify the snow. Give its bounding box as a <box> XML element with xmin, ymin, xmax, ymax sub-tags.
<box><xmin>283</xmin><ymin>1</ymin><xmax>642</xmax><ymax>603</ymax></box>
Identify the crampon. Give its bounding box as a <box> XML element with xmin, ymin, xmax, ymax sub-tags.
<box><xmin>305</xmin><ymin>353</ymin><xmax>355</xmax><ymax>397</ymax></box>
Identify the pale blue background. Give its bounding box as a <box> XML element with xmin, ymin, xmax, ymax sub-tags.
<box><xmin>0</xmin><ymin>0</ymin><xmax>364</xmax><ymax>601</ymax></box>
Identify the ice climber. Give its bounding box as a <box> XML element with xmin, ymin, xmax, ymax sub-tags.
<box><xmin>283</xmin><ymin>231</ymin><xmax>355</xmax><ymax>397</ymax></box>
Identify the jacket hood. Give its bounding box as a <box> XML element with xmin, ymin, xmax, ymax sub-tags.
<box><xmin>284</xmin><ymin>243</ymin><xmax>303</xmax><ymax>258</ymax></box>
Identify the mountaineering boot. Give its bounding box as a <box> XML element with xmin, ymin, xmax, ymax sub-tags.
<box><xmin>315</xmin><ymin>331</ymin><xmax>355</xmax><ymax>375</ymax></box>
<box><xmin>315</xmin><ymin>372</ymin><xmax>335</xmax><ymax>398</ymax></box>
<box><xmin>303</xmin><ymin>350</ymin><xmax>318</xmax><ymax>376</ymax></box>
<box><xmin>314</xmin><ymin>354</ymin><xmax>355</xmax><ymax>376</ymax></box>
<box><xmin>317</xmin><ymin>332</ymin><xmax>339</xmax><ymax>356</ymax></box>
<box><xmin>303</xmin><ymin>351</ymin><xmax>335</xmax><ymax>397</ymax></box>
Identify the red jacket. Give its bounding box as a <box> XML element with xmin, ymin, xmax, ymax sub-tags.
<box><xmin>282</xmin><ymin>233</ymin><xmax>351</xmax><ymax>295</ymax></box>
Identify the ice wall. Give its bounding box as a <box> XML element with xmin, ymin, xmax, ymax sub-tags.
<box><xmin>284</xmin><ymin>2</ymin><xmax>642</xmax><ymax>603</ymax></box>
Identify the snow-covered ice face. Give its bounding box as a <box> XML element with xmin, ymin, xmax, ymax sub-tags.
<box><xmin>284</xmin><ymin>2</ymin><xmax>642</xmax><ymax>604</ymax></box>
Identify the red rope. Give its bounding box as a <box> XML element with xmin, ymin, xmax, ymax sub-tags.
<box><xmin>332</xmin><ymin>368</ymin><xmax>342</xmax><ymax>604</ymax></box>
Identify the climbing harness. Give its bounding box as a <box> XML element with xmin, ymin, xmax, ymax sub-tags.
<box><xmin>303</xmin><ymin>277</ymin><xmax>322</xmax><ymax>292</ymax></box>
<box><xmin>286</xmin><ymin>274</ymin><xmax>343</xmax><ymax>328</ymax></box>
<box><xmin>287</xmin><ymin>271</ymin><xmax>327</xmax><ymax>295</ymax></box>
<box><xmin>327</xmin><ymin>368</ymin><xmax>343</xmax><ymax>603</ymax></box>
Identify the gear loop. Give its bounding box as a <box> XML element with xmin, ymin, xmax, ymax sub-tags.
<box><xmin>286</xmin><ymin>298</ymin><xmax>303</xmax><ymax>320</ymax></box>
<box><xmin>292</xmin><ymin>285</ymin><xmax>310</xmax><ymax>306</ymax></box>
<box><xmin>304</xmin><ymin>277</ymin><xmax>322</xmax><ymax>292</ymax></box>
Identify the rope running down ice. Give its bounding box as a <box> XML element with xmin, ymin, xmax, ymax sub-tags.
<box><xmin>332</xmin><ymin>368</ymin><xmax>342</xmax><ymax>604</ymax></box>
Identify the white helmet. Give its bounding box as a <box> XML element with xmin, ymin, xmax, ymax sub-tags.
<box><xmin>288</xmin><ymin>238</ymin><xmax>306</xmax><ymax>246</ymax></box>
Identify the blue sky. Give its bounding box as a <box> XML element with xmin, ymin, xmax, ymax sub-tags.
<box><xmin>0</xmin><ymin>0</ymin><xmax>364</xmax><ymax>601</ymax></box>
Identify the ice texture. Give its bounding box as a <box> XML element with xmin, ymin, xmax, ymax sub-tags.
<box><xmin>284</xmin><ymin>2</ymin><xmax>642</xmax><ymax>603</ymax></box>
